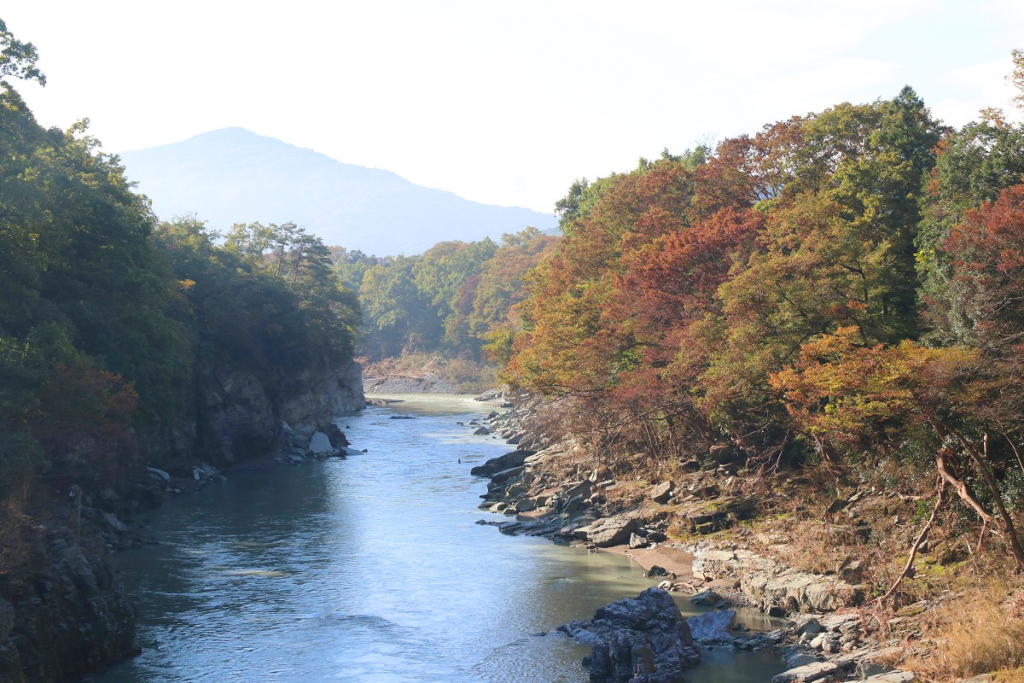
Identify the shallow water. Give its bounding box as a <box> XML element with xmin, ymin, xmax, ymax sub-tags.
<box><xmin>91</xmin><ymin>395</ymin><xmax>785</xmax><ymax>682</ymax></box>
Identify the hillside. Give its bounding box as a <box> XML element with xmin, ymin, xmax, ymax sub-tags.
<box><xmin>119</xmin><ymin>128</ymin><xmax>557</xmax><ymax>256</ymax></box>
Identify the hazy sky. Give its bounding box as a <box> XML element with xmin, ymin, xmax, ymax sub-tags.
<box><xmin>5</xmin><ymin>1</ymin><xmax>1023</xmax><ymax>213</ymax></box>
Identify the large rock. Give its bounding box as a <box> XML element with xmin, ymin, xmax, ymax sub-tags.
<box><xmin>689</xmin><ymin>589</ymin><xmax>721</xmax><ymax>607</ymax></box>
<box><xmin>771</xmin><ymin>661</ymin><xmax>842</xmax><ymax>683</ymax></box>
<box><xmin>741</xmin><ymin>570</ymin><xmax>863</xmax><ymax>614</ymax></box>
<box><xmin>687</xmin><ymin>609</ymin><xmax>735</xmax><ymax>642</ymax></box>
<box><xmin>325</xmin><ymin>423</ymin><xmax>349</xmax><ymax>449</ymax></box>
<box><xmin>575</xmin><ymin>514</ymin><xmax>639</xmax><ymax>547</ymax></box>
<box><xmin>470</xmin><ymin>450</ymin><xmax>531</xmax><ymax>477</ymax></box>
<box><xmin>145</xmin><ymin>466</ymin><xmax>170</xmax><ymax>482</ymax></box>
<box><xmin>559</xmin><ymin>587</ymin><xmax>700</xmax><ymax>683</ymax></box>
<box><xmin>308</xmin><ymin>431</ymin><xmax>335</xmax><ymax>454</ymax></box>
<box><xmin>649</xmin><ymin>481</ymin><xmax>674</xmax><ymax>504</ymax></box>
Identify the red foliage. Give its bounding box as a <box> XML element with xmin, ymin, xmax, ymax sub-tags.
<box><xmin>946</xmin><ymin>182</ymin><xmax>1024</xmax><ymax>345</ymax></box>
<box><xmin>693</xmin><ymin>118</ymin><xmax>804</xmax><ymax>217</ymax></box>
<box><xmin>35</xmin><ymin>361</ymin><xmax>138</xmax><ymax>480</ymax></box>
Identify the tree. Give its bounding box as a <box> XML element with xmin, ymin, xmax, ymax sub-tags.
<box><xmin>772</xmin><ymin>328</ymin><xmax>1024</xmax><ymax>567</ymax></box>
<box><xmin>0</xmin><ymin>18</ymin><xmax>45</xmax><ymax>86</ymax></box>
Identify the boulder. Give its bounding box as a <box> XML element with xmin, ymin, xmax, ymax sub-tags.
<box><xmin>559</xmin><ymin>587</ymin><xmax>700</xmax><ymax>683</ymax></box>
<box><xmin>473</xmin><ymin>426</ymin><xmax>491</xmax><ymax>435</ymax></box>
<box><xmin>629</xmin><ymin>533</ymin><xmax>649</xmax><ymax>549</ymax></box>
<box><xmin>470</xmin><ymin>450</ymin><xmax>531</xmax><ymax>477</ymax></box>
<box><xmin>771</xmin><ymin>661</ymin><xmax>842</xmax><ymax>683</ymax></box>
<box><xmin>308</xmin><ymin>431</ymin><xmax>335</xmax><ymax>454</ymax></box>
<box><xmin>809</xmin><ymin>633</ymin><xmax>839</xmax><ymax>653</ymax></box>
<box><xmin>98</xmin><ymin>511</ymin><xmax>129</xmax><ymax>535</ymax></box>
<box><xmin>689</xmin><ymin>589</ymin><xmax>722</xmax><ymax>607</ymax></box>
<box><xmin>145</xmin><ymin>467</ymin><xmax>170</xmax><ymax>482</ymax></box>
<box><xmin>515</xmin><ymin>498</ymin><xmax>537</xmax><ymax>513</ymax></box>
<box><xmin>575</xmin><ymin>514</ymin><xmax>639</xmax><ymax>547</ymax></box>
<box><xmin>687</xmin><ymin>609</ymin><xmax>735</xmax><ymax>642</ymax></box>
<box><xmin>561</xmin><ymin>495</ymin><xmax>585</xmax><ymax>516</ymax></box>
<box><xmin>649</xmin><ymin>481</ymin><xmax>674</xmax><ymax>504</ymax></box>
<box><xmin>797</xmin><ymin>617</ymin><xmax>824</xmax><ymax>636</ymax></box>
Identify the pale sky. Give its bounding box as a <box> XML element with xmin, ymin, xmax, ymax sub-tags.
<box><xmin>5</xmin><ymin>1</ymin><xmax>1024</xmax><ymax>213</ymax></box>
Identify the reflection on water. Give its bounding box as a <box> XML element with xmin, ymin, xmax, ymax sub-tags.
<box><xmin>91</xmin><ymin>394</ymin><xmax>784</xmax><ymax>682</ymax></box>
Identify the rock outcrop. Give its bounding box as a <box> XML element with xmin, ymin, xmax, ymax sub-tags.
<box><xmin>558</xmin><ymin>588</ymin><xmax>700</xmax><ymax>683</ymax></box>
<box><xmin>688</xmin><ymin>546</ymin><xmax>863</xmax><ymax>614</ymax></box>
<box><xmin>280</xmin><ymin>359</ymin><xmax>365</xmax><ymax>434</ymax></box>
<box><xmin>145</xmin><ymin>358</ymin><xmax>364</xmax><ymax>470</ymax></box>
<box><xmin>0</xmin><ymin>508</ymin><xmax>138</xmax><ymax>683</ymax></box>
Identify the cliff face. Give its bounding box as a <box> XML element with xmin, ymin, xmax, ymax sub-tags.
<box><xmin>147</xmin><ymin>358</ymin><xmax>365</xmax><ymax>468</ymax></box>
<box><xmin>0</xmin><ymin>359</ymin><xmax>364</xmax><ymax>682</ymax></box>
<box><xmin>0</xmin><ymin>507</ymin><xmax>138</xmax><ymax>683</ymax></box>
<box><xmin>279</xmin><ymin>359</ymin><xmax>365</xmax><ymax>435</ymax></box>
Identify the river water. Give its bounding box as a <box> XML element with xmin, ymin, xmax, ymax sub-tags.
<box><xmin>91</xmin><ymin>395</ymin><xmax>784</xmax><ymax>682</ymax></box>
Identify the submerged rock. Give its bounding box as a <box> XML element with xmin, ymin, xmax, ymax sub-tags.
<box><xmin>689</xmin><ymin>589</ymin><xmax>722</xmax><ymax>607</ymax></box>
<box><xmin>559</xmin><ymin>587</ymin><xmax>700</xmax><ymax>683</ymax></box>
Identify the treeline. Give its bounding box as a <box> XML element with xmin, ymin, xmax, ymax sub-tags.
<box><xmin>0</xmin><ymin>24</ymin><xmax>358</xmax><ymax>499</ymax></box>
<box><xmin>506</xmin><ymin>63</ymin><xmax>1024</xmax><ymax>566</ymax></box>
<box><xmin>334</xmin><ymin>227</ymin><xmax>556</xmax><ymax>361</ymax></box>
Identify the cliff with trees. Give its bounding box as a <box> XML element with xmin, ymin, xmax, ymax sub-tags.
<box><xmin>0</xmin><ymin>22</ymin><xmax>363</xmax><ymax>681</ymax></box>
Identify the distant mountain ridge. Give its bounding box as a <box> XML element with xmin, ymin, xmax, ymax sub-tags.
<box><xmin>119</xmin><ymin>128</ymin><xmax>557</xmax><ymax>255</ymax></box>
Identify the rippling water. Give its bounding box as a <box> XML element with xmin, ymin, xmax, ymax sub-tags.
<box><xmin>91</xmin><ymin>395</ymin><xmax>784</xmax><ymax>682</ymax></box>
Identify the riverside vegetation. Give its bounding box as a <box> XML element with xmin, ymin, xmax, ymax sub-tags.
<box><xmin>375</xmin><ymin>55</ymin><xmax>1024</xmax><ymax>682</ymax></box>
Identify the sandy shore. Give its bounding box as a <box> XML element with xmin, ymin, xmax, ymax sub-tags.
<box><xmin>604</xmin><ymin>543</ymin><xmax>740</xmax><ymax>592</ymax></box>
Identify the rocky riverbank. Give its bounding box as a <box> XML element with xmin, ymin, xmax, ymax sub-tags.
<box><xmin>0</xmin><ymin>505</ymin><xmax>139</xmax><ymax>683</ymax></box>
<box><xmin>467</xmin><ymin>398</ymin><xmax>923</xmax><ymax>683</ymax></box>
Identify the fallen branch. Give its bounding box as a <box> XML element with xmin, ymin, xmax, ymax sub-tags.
<box><xmin>934</xmin><ymin>446</ymin><xmax>995</xmax><ymax>526</ymax></box>
<box><xmin>877</xmin><ymin>478</ymin><xmax>945</xmax><ymax>606</ymax></box>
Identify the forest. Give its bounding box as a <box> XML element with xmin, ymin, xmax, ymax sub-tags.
<box><xmin>497</xmin><ymin>76</ymin><xmax>1024</xmax><ymax>570</ymax></box>
<box><xmin>0</xmin><ymin>23</ymin><xmax>359</xmax><ymax>506</ymax></box>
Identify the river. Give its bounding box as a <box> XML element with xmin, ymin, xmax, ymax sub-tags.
<box><xmin>89</xmin><ymin>395</ymin><xmax>784</xmax><ymax>682</ymax></box>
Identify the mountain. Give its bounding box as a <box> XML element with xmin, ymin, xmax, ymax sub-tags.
<box><xmin>119</xmin><ymin>128</ymin><xmax>557</xmax><ymax>256</ymax></box>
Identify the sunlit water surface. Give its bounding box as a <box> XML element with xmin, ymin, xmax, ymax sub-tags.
<box><xmin>90</xmin><ymin>395</ymin><xmax>785</xmax><ymax>682</ymax></box>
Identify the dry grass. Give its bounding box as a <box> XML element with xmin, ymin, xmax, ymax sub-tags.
<box><xmin>904</xmin><ymin>577</ymin><xmax>1024</xmax><ymax>682</ymax></box>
